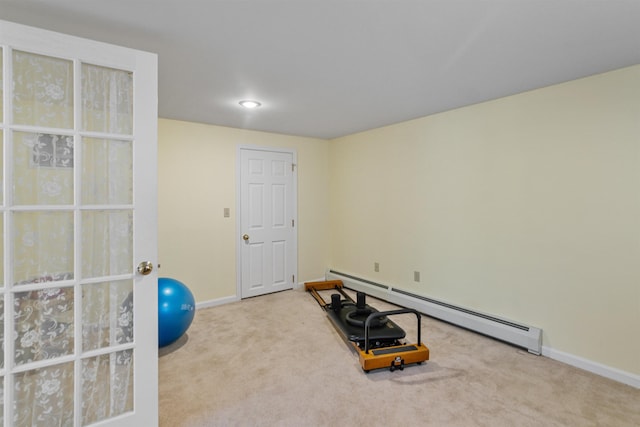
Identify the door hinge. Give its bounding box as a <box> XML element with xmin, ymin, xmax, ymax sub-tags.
<box><xmin>292</xmin><ymin>274</ymin><xmax>295</xmax><ymax>283</ymax></box>
<box><xmin>291</xmin><ymin>163</ymin><xmax>296</xmax><ymax>172</ymax></box>
<box><xmin>292</xmin><ymin>219</ymin><xmax>295</xmax><ymax>227</ymax></box>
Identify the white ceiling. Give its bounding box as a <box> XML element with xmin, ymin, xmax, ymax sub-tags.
<box><xmin>2</xmin><ymin>1</ymin><xmax>639</xmax><ymax>139</ymax></box>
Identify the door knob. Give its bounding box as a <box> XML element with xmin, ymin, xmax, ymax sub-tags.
<box><xmin>137</xmin><ymin>261</ymin><xmax>153</xmax><ymax>275</ymax></box>
<box><xmin>242</xmin><ymin>234</ymin><xmax>250</xmax><ymax>241</ymax></box>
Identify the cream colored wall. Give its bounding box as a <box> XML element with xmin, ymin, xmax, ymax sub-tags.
<box><xmin>158</xmin><ymin>119</ymin><xmax>330</xmax><ymax>302</ymax></box>
<box><xmin>329</xmin><ymin>65</ymin><xmax>640</xmax><ymax>375</ymax></box>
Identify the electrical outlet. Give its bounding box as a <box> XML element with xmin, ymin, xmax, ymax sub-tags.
<box><xmin>374</xmin><ymin>262</ymin><xmax>380</xmax><ymax>272</ymax></box>
<box><xmin>414</xmin><ymin>271</ymin><xmax>420</xmax><ymax>282</ymax></box>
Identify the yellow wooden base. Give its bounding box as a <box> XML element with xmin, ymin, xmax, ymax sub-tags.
<box><xmin>357</xmin><ymin>342</ymin><xmax>429</xmax><ymax>372</ymax></box>
<box><xmin>305</xmin><ymin>280</ymin><xmax>344</xmax><ymax>308</ymax></box>
<box><xmin>304</xmin><ymin>279</ymin><xmax>343</xmax><ymax>291</ymax></box>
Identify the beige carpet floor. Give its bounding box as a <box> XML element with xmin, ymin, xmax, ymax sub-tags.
<box><xmin>159</xmin><ymin>288</ymin><xmax>640</xmax><ymax>426</ymax></box>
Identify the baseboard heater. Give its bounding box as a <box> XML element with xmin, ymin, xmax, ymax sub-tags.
<box><xmin>326</xmin><ymin>270</ymin><xmax>542</xmax><ymax>355</ymax></box>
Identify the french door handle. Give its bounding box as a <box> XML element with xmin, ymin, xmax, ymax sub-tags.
<box><xmin>137</xmin><ymin>261</ymin><xmax>154</xmax><ymax>275</ymax></box>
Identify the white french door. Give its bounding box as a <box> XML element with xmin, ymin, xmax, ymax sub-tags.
<box><xmin>0</xmin><ymin>20</ymin><xmax>158</xmax><ymax>426</ymax></box>
<box><xmin>239</xmin><ymin>147</ymin><xmax>297</xmax><ymax>298</ymax></box>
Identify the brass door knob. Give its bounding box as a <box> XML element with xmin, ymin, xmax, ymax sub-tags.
<box><xmin>242</xmin><ymin>234</ymin><xmax>250</xmax><ymax>241</ymax></box>
<box><xmin>137</xmin><ymin>261</ymin><xmax>154</xmax><ymax>275</ymax></box>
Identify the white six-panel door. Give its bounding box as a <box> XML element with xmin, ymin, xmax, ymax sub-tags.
<box><xmin>0</xmin><ymin>20</ymin><xmax>158</xmax><ymax>426</ymax></box>
<box><xmin>239</xmin><ymin>147</ymin><xmax>296</xmax><ymax>298</ymax></box>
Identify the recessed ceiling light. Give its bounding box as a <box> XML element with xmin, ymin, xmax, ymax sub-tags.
<box><xmin>239</xmin><ymin>100</ymin><xmax>261</xmax><ymax>109</ymax></box>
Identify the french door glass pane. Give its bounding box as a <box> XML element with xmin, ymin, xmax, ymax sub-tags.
<box><xmin>0</xmin><ymin>297</ymin><xmax>4</xmax><ymax>368</ymax></box>
<box><xmin>82</xmin><ymin>280</ymin><xmax>133</xmax><ymax>352</ymax></box>
<box><xmin>13</xmin><ymin>362</ymin><xmax>74</xmax><ymax>427</ymax></box>
<box><xmin>12</xmin><ymin>211</ymin><xmax>74</xmax><ymax>285</ymax></box>
<box><xmin>0</xmin><ymin>212</ymin><xmax>3</xmax><ymax>286</ymax></box>
<box><xmin>81</xmin><ymin>138</ymin><xmax>132</xmax><ymax>205</ymax></box>
<box><xmin>0</xmin><ymin>130</ymin><xmax>3</xmax><ymax>204</ymax></box>
<box><xmin>81</xmin><ymin>349</ymin><xmax>134</xmax><ymax>425</ymax></box>
<box><xmin>12</xmin><ymin>51</ymin><xmax>73</xmax><ymax>128</ymax></box>
<box><xmin>81</xmin><ymin>210</ymin><xmax>133</xmax><ymax>278</ymax></box>
<box><xmin>14</xmin><ymin>287</ymin><xmax>74</xmax><ymax>365</ymax></box>
<box><xmin>0</xmin><ymin>376</ymin><xmax>3</xmax><ymax>426</ymax></box>
<box><xmin>12</xmin><ymin>131</ymin><xmax>74</xmax><ymax>205</ymax></box>
<box><xmin>0</xmin><ymin>47</ymin><xmax>3</xmax><ymax>120</ymax></box>
<box><xmin>82</xmin><ymin>64</ymin><xmax>133</xmax><ymax>134</ymax></box>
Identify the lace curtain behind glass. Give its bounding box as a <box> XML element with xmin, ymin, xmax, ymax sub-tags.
<box><xmin>10</xmin><ymin>53</ymin><xmax>135</xmax><ymax>426</ymax></box>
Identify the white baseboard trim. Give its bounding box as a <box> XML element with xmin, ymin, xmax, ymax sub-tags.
<box><xmin>542</xmin><ymin>346</ymin><xmax>640</xmax><ymax>389</ymax></box>
<box><xmin>195</xmin><ymin>295</ymin><xmax>240</xmax><ymax>310</ymax></box>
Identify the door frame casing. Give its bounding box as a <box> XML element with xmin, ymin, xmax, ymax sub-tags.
<box><xmin>236</xmin><ymin>145</ymin><xmax>298</xmax><ymax>299</ymax></box>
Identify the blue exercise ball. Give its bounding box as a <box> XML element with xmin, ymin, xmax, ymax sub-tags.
<box><xmin>158</xmin><ymin>277</ymin><xmax>195</xmax><ymax>347</ymax></box>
